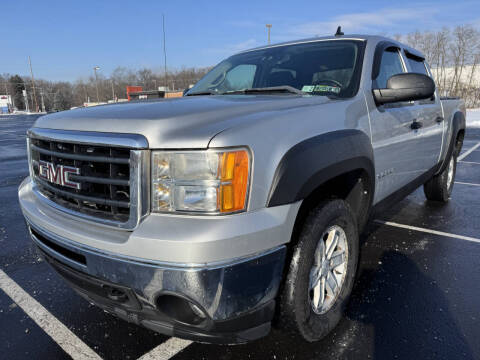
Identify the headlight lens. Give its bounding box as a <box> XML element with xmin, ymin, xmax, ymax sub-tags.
<box><xmin>151</xmin><ymin>149</ymin><xmax>250</xmax><ymax>214</ymax></box>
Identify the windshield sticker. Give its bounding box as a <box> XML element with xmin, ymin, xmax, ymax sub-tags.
<box><xmin>302</xmin><ymin>85</ymin><xmax>341</xmax><ymax>94</ymax></box>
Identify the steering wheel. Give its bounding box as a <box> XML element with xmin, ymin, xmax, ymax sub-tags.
<box><xmin>314</xmin><ymin>79</ymin><xmax>343</xmax><ymax>88</ymax></box>
<box><xmin>210</xmin><ymin>72</ymin><xmax>226</xmax><ymax>88</ymax></box>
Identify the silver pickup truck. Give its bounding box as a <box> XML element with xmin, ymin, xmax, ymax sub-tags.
<box><xmin>18</xmin><ymin>34</ymin><xmax>465</xmax><ymax>344</ymax></box>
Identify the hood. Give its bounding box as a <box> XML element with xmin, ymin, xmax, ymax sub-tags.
<box><xmin>34</xmin><ymin>95</ymin><xmax>331</xmax><ymax>148</ymax></box>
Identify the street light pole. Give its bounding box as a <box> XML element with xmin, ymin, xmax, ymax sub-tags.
<box><xmin>93</xmin><ymin>66</ymin><xmax>100</xmax><ymax>103</ymax></box>
<box><xmin>266</xmin><ymin>24</ymin><xmax>272</xmax><ymax>44</ymax></box>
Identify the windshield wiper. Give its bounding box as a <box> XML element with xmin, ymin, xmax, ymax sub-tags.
<box><xmin>185</xmin><ymin>90</ymin><xmax>217</xmax><ymax>96</ymax></box>
<box><xmin>222</xmin><ymin>86</ymin><xmax>305</xmax><ymax>95</ymax></box>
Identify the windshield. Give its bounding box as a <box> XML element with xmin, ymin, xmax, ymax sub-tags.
<box><xmin>188</xmin><ymin>40</ymin><xmax>364</xmax><ymax>97</ymax></box>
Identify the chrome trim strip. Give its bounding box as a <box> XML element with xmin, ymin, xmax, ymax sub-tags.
<box><xmin>26</xmin><ymin>219</ymin><xmax>285</xmax><ymax>271</ymax></box>
<box><xmin>28</xmin><ymin>128</ymin><xmax>149</xmax><ymax>149</ymax></box>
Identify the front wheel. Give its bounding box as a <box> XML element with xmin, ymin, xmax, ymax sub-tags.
<box><xmin>424</xmin><ymin>151</ymin><xmax>457</xmax><ymax>202</ymax></box>
<box><xmin>278</xmin><ymin>199</ymin><xmax>359</xmax><ymax>342</ymax></box>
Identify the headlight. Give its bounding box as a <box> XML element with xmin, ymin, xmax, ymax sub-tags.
<box><xmin>151</xmin><ymin>148</ymin><xmax>250</xmax><ymax>214</ymax></box>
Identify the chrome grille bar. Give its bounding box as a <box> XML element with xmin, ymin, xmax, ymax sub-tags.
<box><xmin>35</xmin><ymin>177</ymin><xmax>130</xmax><ymax>208</ymax></box>
<box><xmin>31</xmin><ymin>144</ymin><xmax>130</xmax><ymax>164</ymax></box>
<box><xmin>69</xmin><ymin>174</ymin><xmax>130</xmax><ymax>186</ymax></box>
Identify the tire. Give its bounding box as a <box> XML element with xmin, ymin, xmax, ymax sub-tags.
<box><xmin>278</xmin><ymin>199</ymin><xmax>359</xmax><ymax>342</ymax></box>
<box><xmin>423</xmin><ymin>150</ymin><xmax>457</xmax><ymax>202</ymax></box>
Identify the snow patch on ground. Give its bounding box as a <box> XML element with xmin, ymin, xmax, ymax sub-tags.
<box><xmin>467</xmin><ymin>109</ymin><xmax>480</xmax><ymax>128</ymax></box>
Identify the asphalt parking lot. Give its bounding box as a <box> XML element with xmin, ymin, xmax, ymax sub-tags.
<box><xmin>1</xmin><ymin>114</ymin><xmax>479</xmax><ymax>360</ymax></box>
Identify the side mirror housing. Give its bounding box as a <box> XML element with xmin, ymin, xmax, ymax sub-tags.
<box><xmin>373</xmin><ymin>73</ymin><xmax>435</xmax><ymax>105</ymax></box>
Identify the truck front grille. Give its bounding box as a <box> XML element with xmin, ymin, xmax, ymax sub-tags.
<box><xmin>27</xmin><ymin>129</ymin><xmax>148</xmax><ymax>229</ymax></box>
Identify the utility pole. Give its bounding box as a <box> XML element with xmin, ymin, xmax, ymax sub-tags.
<box><xmin>266</xmin><ymin>24</ymin><xmax>272</xmax><ymax>44</ymax></box>
<box><xmin>83</xmin><ymin>83</ymin><xmax>88</xmax><ymax>103</ymax></box>
<box><xmin>111</xmin><ymin>80</ymin><xmax>115</xmax><ymax>102</ymax></box>
<box><xmin>28</xmin><ymin>56</ymin><xmax>39</xmax><ymax>112</ymax></box>
<box><xmin>93</xmin><ymin>66</ymin><xmax>100</xmax><ymax>103</ymax></box>
<box><xmin>162</xmin><ymin>14</ymin><xmax>168</xmax><ymax>90</ymax></box>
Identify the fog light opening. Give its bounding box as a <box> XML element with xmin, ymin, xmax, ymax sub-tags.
<box><xmin>156</xmin><ymin>294</ymin><xmax>208</xmax><ymax>326</ymax></box>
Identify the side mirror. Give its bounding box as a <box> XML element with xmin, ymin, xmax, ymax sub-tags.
<box><xmin>373</xmin><ymin>73</ymin><xmax>435</xmax><ymax>105</ymax></box>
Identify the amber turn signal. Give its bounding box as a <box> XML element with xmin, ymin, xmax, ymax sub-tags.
<box><xmin>219</xmin><ymin>150</ymin><xmax>250</xmax><ymax>213</ymax></box>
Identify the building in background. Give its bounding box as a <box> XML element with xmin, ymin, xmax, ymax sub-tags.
<box><xmin>126</xmin><ymin>86</ymin><xmax>143</xmax><ymax>101</ymax></box>
<box><xmin>127</xmin><ymin>85</ymin><xmax>183</xmax><ymax>101</ymax></box>
<box><xmin>0</xmin><ymin>95</ymin><xmax>12</xmax><ymax>114</ymax></box>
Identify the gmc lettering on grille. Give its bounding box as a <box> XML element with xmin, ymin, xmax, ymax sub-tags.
<box><xmin>38</xmin><ymin>161</ymin><xmax>81</xmax><ymax>190</ymax></box>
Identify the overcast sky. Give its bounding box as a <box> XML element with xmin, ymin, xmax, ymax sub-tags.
<box><xmin>1</xmin><ymin>0</ymin><xmax>480</xmax><ymax>81</ymax></box>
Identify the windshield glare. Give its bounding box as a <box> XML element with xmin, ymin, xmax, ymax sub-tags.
<box><xmin>189</xmin><ymin>40</ymin><xmax>364</xmax><ymax>97</ymax></box>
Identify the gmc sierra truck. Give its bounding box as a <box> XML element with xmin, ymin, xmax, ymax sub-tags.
<box><xmin>18</xmin><ymin>34</ymin><xmax>465</xmax><ymax>344</ymax></box>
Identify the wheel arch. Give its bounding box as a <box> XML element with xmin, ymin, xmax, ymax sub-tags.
<box><xmin>437</xmin><ymin>110</ymin><xmax>466</xmax><ymax>174</ymax></box>
<box><xmin>266</xmin><ymin>129</ymin><xmax>375</xmax><ymax>232</ymax></box>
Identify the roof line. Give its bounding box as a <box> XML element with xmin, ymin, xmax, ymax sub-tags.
<box><xmin>238</xmin><ymin>37</ymin><xmax>367</xmax><ymax>54</ymax></box>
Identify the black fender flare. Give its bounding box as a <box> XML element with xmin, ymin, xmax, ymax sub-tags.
<box><xmin>436</xmin><ymin>111</ymin><xmax>465</xmax><ymax>175</ymax></box>
<box><xmin>266</xmin><ymin>129</ymin><xmax>375</xmax><ymax>207</ymax></box>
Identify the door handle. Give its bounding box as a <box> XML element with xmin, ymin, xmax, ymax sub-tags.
<box><xmin>411</xmin><ymin>121</ymin><xmax>423</xmax><ymax>130</ymax></box>
<box><xmin>436</xmin><ymin>116</ymin><xmax>444</xmax><ymax>123</ymax></box>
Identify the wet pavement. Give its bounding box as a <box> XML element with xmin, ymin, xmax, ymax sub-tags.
<box><xmin>0</xmin><ymin>114</ymin><xmax>479</xmax><ymax>359</ymax></box>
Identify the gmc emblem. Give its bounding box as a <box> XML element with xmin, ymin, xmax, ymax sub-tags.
<box><xmin>38</xmin><ymin>161</ymin><xmax>81</xmax><ymax>190</ymax></box>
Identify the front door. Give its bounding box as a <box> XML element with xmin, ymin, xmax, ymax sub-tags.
<box><xmin>368</xmin><ymin>45</ymin><xmax>420</xmax><ymax>204</ymax></box>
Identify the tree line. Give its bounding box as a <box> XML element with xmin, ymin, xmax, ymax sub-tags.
<box><xmin>395</xmin><ymin>24</ymin><xmax>480</xmax><ymax>107</ymax></box>
<box><xmin>0</xmin><ymin>67</ymin><xmax>210</xmax><ymax>112</ymax></box>
<box><xmin>2</xmin><ymin>24</ymin><xmax>480</xmax><ymax>112</ymax></box>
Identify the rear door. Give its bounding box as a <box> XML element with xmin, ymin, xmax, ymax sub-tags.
<box><xmin>404</xmin><ymin>52</ymin><xmax>444</xmax><ymax>171</ymax></box>
<box><xmin>368</xmin><ymin>44</ymin><xmax>420</xmax><ymax>204</ymax></box>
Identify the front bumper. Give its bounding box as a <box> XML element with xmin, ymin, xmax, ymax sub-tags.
<box><xmin>18</xmin><ymin>175</ymin><xmax>300</xmax><ymax>343</ymax></box>
<box><xmin>19</xmin><ymin>170</ymin><xmax>295</xmax><ymax>344</ymax></box>
<box><xmin>27</xmin><ymin>222</ymin><xmax>286</xmax><ymax>343</ymax></box>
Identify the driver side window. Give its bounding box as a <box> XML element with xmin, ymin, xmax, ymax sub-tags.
<box><xmin>376</xmin><ymin>48</ymin><xmax>405</xmax><ymax>88</ymax></box>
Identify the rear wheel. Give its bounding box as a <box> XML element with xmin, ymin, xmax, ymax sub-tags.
<box><xmin>424</xmin><ymin>151</ymin><xmax>457</xmax><ymax>202</ymax></box>
<box><xmin>278</xmin><ymin>199</ymin><xmax>359</xmax><ymax>342</ymax></box>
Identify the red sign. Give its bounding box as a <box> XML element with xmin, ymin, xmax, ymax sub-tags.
<box><xmin>126</xmin><ymin>86</ymin><xmax>143</xmax><ymax>101</ymax></box>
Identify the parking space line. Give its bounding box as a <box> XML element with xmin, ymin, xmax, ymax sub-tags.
<box><xmin>455</xmin><ymin>181</ymin><xmax>480</xmax><ymax>187</ymax></box>
<box><xmin>137</xmin><ymin>338</ymin><xmax>192</xmax><ymax>360</ymax></box>
<box><xmin>374</xmin><ymin>220</ymin><xmax>480</xmax><ymax>244</ymax></box>
<box><xmin>458</xmin><ymin>141</ymin><xmax>480</xmax><ymax>161</ymax></box>
<box><xmin>459</xmin><ymin>160</ymin><xmax>480</xmax><ymax>165</ymax></box>
<box><xmin>0</xmin><ymin>269</ymin><xmax>101</xmax><ymax>360</ymax></box>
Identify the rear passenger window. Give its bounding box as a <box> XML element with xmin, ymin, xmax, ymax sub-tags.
<box><xmin>406</xmin><ymin>55</ymin><xmax>428</xmax><ymax>75</ymax></box>
<box><xmin>376</xmin><ymin>48</ymin><xmax>404</xmax><ymax>88</ymax></box>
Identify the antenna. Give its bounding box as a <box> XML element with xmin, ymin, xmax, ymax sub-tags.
<box><xmin>335</xmin><ymin>26</ymin><xmax>344</xmax><ymax>36</ymax></box>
